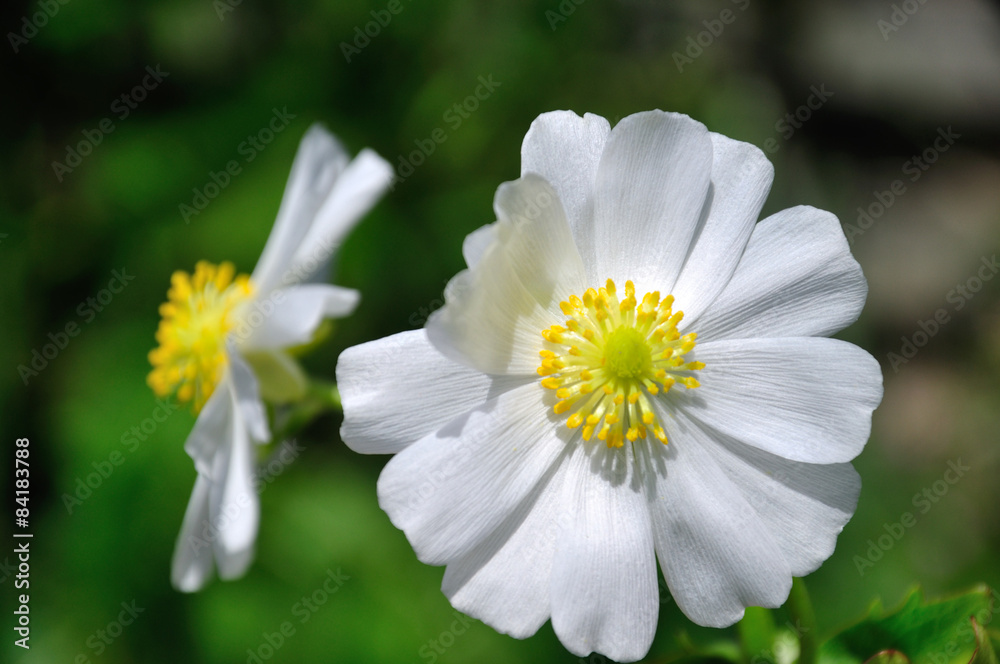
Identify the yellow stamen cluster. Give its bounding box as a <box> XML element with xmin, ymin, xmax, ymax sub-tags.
<box><xmin>538</xmin><ymin>279</ymin><xmax>704</xmax><ymax>448</ymax></box>
<box><xmin>147</xmin><ymin>261</ymin><xmax>253</xmax><ymax>413</ymax></box>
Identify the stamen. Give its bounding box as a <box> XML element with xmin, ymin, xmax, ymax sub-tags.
<box><xmin>538</xmin><ymin>279</ymin><xmax>703</xmax><ymax>448</ymax></box>
<box><xmin>147</xmin><ymin>261</ymin><xmax>253</xmax><ymax>413</ymax></box>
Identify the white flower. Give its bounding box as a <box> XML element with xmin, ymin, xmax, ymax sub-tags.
<box><xmin>150</xmin><ymin>124</ymin><xmax>392</xmax><ymax>592</ymax></box>
<box><xmin>337</xmin><ymin>110</ymin><xmax>883</xmax><ymax>661</ymax></box>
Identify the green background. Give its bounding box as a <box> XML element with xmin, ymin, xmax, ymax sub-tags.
<box><xmin>3</xmin><ymin>0</ymin><xmax>999</xmax><ymax>662</ymax></box>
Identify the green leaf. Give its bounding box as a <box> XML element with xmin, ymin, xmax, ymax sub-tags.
<box><xmin>820</xmin><ymin>586</ymin><xmax>997</xmax><ymax>664</ymax></box>
<box><xmin>969</xmin><ymin>617</ymin><xmax>998</xmax><ymax>664</ymax></box>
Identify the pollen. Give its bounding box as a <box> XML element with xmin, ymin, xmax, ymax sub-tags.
<box><xmin>538</xmin><ymin>279</ymin><xmax>703</xmax><ymax>448</ymax></box>
<box><xmin>147</xmin><ymin>261</ymin><xmax>253</xmax><ymax>413</ymax></box>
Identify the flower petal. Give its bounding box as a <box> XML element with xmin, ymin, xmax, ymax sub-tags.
<box><xmin>462</xmin><ymin>222</ymin><xmax>496</xmax><ymax>268</ymax></box>
<box><xmin>243</xmin><ymin>349</ymin><xmax>308</xmax><ymax>404</ymax></box>
<box><xmin>183</xmin><ymin>379</ymin><xmax>236</xmax><ymax>477</ymax></box>
<box><xmin>207</xmin><ymin>383</ymin><xmax>259</xmax><ymax>579</ymax></box>
<box><xmin>700</xmin><ymin>427</ymin><xmax>861</xmax><ymax>576</ymax></box>
<box><xmin>251</xmin><ymin>125</ymin><xmax>351</xmax><ymax>294</ymax></box>
<box><xmin>337</xmin><ymin>330</ymin><xmax>530</xmax><ymax>454</ymax></box>
<box><xmin>313</xmin><ymin>284</ymin><xmax>361</xmax><ymax>318</ymax></box>
<box><xmin>427</xmin><ymin>176</ymin><xmax>584</xmax><ymax>375</ymax></box>
<box><xmin>171</xmin><ymin>473</ymin><xmax>216</xmax><ymax>592</ymax></box>
<box><xmin>681</xmin><ymin>337</ymin><xmax>883</xmax><ymax>464</ymax></box>
<box><xmin>240</xmin><ymin>284</ymin><xmax>359</xmax><ymax>351</ymax></box>
<box><xmin>426</xmin><ymin>262</ymin><xmax>543</xmax><ymax>376</ymax></box>
<box><xmin>670</xmin><ymin>133</ymin><xmax>774</xmax><ymax>323</ymax></box>
<box><xmin>227</xmin><ymin>345</ymin><xmax>270</xmax><ymax>444</ymax></box>
<box><xmin>492</xmin><ymin>174</ymin><xmax>588</xmax><ymax>316</ymax></box>
<box><xmin>520</xmin><ymin>111</ymin><xmax>610</xmax><ymax>267</ymax></box>
<box><xmin>377</xmin><ymin>383</ymin><xmax>571</xmax><ymax>565</ymax></box>
<box><xmin>591</xmin><ymin>110</ymin><xmax>713</xmax><ymax>292</ymax></box>
<box><xmin>550</xmin><ymin>444</ymin><xmax>659</xmax><ymax>662</ymax></box>
<box><xmin>286</xmin><ymin>148</ymin><xmax>393</xmax><ymax>286</ymax></box>
<box><xmin>643</xmin><ymin>412</ymin><xmax>792</xmax><ymax>628</ymax></box>
<box><xmin>442</xmin><ymin>447</ymin><xmax>573</xmax><ymax>639</ymax></box>
<box><xmin>689</xmin><ymin>206</ymin><xmax>867</xmax><ymax>340</ymax></box>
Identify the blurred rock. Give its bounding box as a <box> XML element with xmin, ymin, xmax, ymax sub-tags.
<box><xmin>793</xmin><ymin>0</ymin><xmax>1000</xmax><ymax>128</ymax></box>
<box><xmin>875</xmin><ymin>362</ymin><xmax>964</xmax><ymax>466</ymax></box>
<box><xmin>849</xmin><ymin>151</ymin><xmax>1000</xmax><ymax>326</ymax></box>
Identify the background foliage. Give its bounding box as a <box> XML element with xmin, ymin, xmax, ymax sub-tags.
<box><xmin>3</xmin><ymin>0</ymin><xmax>1000</xmax><ymax>662</ymax></box>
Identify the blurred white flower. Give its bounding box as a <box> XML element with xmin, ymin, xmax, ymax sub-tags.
<box><xmin>337</xmin><ymin>110</ymin><xmax>882</xmax><ymax>661</ymax></box>
<box><xmin>149</xmin><ymin>124</ymin><xmax>392</xmax><ymax>592</ymax></box>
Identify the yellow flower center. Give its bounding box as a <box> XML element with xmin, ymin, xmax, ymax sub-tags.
<box><xmin>147</xmin><ymin>261</ymin><xmax>253</xmax><ymax>413</ymax></box>
<box><xmin>604</xmin><ymin>327</ymin><xmax>651</xmax><ymax>378</ymax></box>
<box><xmin>538</xmin><ymin>278</ymin><xmax>704</xmax><ymax>448</ymax></box>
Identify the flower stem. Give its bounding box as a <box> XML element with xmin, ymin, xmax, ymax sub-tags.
<box><xmin>787</xmin><ymin>578</ymin><xmax>817</xmax><ymax>664</ymax></box>
<box><xmin>738</xmin><ymin>606</ymin><xmax>777</xmax><ymax>664</ymax></box>
<box><xmin>268</xmin><ymin>380</ymin><xmax>342</xmax><ymax>445</ymax></box>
